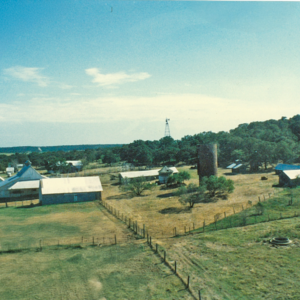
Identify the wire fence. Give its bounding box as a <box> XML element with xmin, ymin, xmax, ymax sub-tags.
<box><xmin>0</xmin><ymin>234</ymin><xmax>131</xmax><ymax>254</ymax></box>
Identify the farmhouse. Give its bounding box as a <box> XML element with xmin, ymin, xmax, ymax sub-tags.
<box><xmin>119</xmin><ymin>167</ymin><xmax>178</xmax><ymax>184</ymax></box>
<box><xmin>279</xmin><ymin>170</ymin><xmax>300</xmax><ymax>187</ymax></box>
<box><xmin>274</xmin><ymin>163</ymin><xmax>300</xmax><ymax>175</ymax></box>
<box><xmin>39</xmin><ymin>176</ymin><xmax>102</xmax><ymax>205</ymax></box>
<box><xmin>0</xmin><ymin>161</ymin><xmax>45</xmax><ymax>201</ymax></box>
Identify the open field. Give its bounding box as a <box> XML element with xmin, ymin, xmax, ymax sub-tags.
<box><xmin>104</xmin><ymin>166</ymin><xmax>279</xmax><ymax>237</ymax></box>
<box><xmin>156</xmin><ymin>217</ymin><xmax>300</xmax><ymax>300</ymax></box>
<box><xmin>0</xmin><ymin>201</ymin><xmax>133</xmax><ymax>249</ymax></box>
<box><xmin>0</xmin><ymin>243</ymin><xmax>192</xmax><ymax>300</ymax></box>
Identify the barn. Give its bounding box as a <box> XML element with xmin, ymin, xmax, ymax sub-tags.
<box><xmin>0</xmin><ymin>160</ymin><xmax>45</xmax><ymax>201</ymax></box>
<box><xmin>39</xmin><ymin>176</ymin><xmax>103</xmax><ymax>205</ymax></box>
<box><xmin>119</xmin><ymin>167</ymin><xmax>178</xmax><ymax>184</ymax></box>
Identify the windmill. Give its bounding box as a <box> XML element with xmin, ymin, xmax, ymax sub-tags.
<box><xmin>165</xmin><ymin>118</ymin><xmax>171</xmax><ymax>137</ymax></box>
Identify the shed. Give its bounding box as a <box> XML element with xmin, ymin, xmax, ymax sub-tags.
<box><xmin>158</xmin><ymin>166</ymin><xmax>174</xmax><ymax>184</ymax></box>
<box><xmin>6</xmin><ymin>167</ymin><xmax>14</xmax><ymax>176</ymax></box>
<box><xmin>279</xmin><ymin>170</ymin><xmax>300</xmax><ymax>187</ymax></box>
<box><xmin>39</xmin><ymin>176</ymin><xmax>103</xmax><ymax>205</ymax></box>
<box><xmin>274</xmin><ymin>164</ymin><xmax>300</xmax><ymax>175</ymax></box>
<box><xmin>66</xmin><ymin>160</ymin><xmax>83</xmax><ymax>171</ymax></box>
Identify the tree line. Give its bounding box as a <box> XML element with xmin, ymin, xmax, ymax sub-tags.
<box><xmin>1</xmin><ymin>114</ymin><xmax>300</xmax><ymax>173</ymax></box>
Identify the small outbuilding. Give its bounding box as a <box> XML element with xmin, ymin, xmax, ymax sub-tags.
<box><xmin>279</xmin><ymin>170</ymin><xmax>300</xmax><ymax>187</ymax></box>
<box><xmin>39</xmin><ymin>176</ymin><xmax>102</xmax><ymax>205</ymax></box>
<box><xmin>158</xmin><ymin>166</ymin><xmax>174</xmax><ymax>184</ymax></box>
<box><xmin>66</xmin><ymin>160</ymin><xmax>83</xmax><ymax>171</ymax></box>
<box><xmin>274</xmin><ymin>164</ymin><xmax>300</xmax><ymax>175</ymax></box>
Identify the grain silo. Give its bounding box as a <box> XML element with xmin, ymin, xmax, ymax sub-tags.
<box><xmin>197</xmin><ymin>144</ymin><xmax>218</xmax><ymax>183</ymax></box>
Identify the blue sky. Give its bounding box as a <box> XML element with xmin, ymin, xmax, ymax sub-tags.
<box><xmin>1</xmin><ymin>1</ymin><xmax>300</xmax><ymax>147</ymax></box>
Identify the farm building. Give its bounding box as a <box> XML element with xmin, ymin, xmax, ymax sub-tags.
<box><xmin>226</xmin><ymin>163</ymin><xmax>244</xmax><ymax>173</ymax></box>
<box><xmin>274</xmin><ymin>163</ymin><xmax>300</xmax><ymax>175</ymax></box>
<box><xmin>158</xmin><ymin>166</ymin><xmax>176</xmax><ymax>183</ymax></box>
<box><xmin>66</xmin><ymin>160</ymin><xmax>83</xmax><ymax>171</ymax></box>
<box><xmin>0</xmin><ymin>161</ymin><xmax>46</xmax><ymax>201</ymax></box>
<box><xmin>278</xmin><ymin>170</ymin><xmax>300</xmax><ymax>187</ymax></box>
<box><xmin>6</xmin><ymin>167</ymin><xmax>14</xmax><ymax>176</ymax></box>
<box><xmin>39</xmin><ymin>176</ymin><xmax>102</xmax><ymax>205</ymax></box>
<box><xmin>119</xmin><ymin>167</ymin><xmax>178</xmax><ymax>184</ymax></box>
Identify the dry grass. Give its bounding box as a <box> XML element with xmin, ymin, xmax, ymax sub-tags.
<box><xmin>104</xmin><ymin>166</ymin><xmax>279</xmax><ymax>237</ymax></box>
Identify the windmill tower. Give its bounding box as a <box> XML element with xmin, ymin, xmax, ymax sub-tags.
<box><xmin>164</xmin><ymin>118</ymin><xmax>171</xmax><ymax>137</ymax></box>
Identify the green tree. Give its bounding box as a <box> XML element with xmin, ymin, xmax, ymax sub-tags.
<box><xmin>201</xmin><ymin>176</ymin><xmax>234</xmax><ymax>198</ymax></box>
<box><xmin>176</xmin><ymin>183</ymin><xmax>207</xmax><ymax>208</ymax></box>
<box><xmin>121</xmin><ymin>177</ymin><xmax>154</xmax><ymax>196</ymax></box>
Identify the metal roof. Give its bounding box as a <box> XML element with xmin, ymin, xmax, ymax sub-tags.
<box><xmin>66</xmin><ymin>160</ymin><xmax>83</xmax><ymax>167</ymax></box>
<box><xmin>275</xmin><ymin>164</ymin><xmax>300</xmax><ymax>171</ymax></box>
<box><xmin>159</xmin><ymin>166</ymin><xmax>175</xmax><ymax>175</ymax></box>
<box><xmin>120</xmin><ymin>167</ymin><xmax>178</xmax><ymax>179</ymax></box>
<box><xmin>233</xmin><ymin>164</ymin><xmax>243</xmax><ymax>169</ymax></box>
<box><xmin>226</xmin><ymin>163</ymin><xmax>236</xmax><ymax>169</ymax></box>
<box><xmin>282</xmin><ymin>170</ymin><xmax>300</xmax><ymax>180</ymax></box>
<box><xmin>40</xmin><ymin>176</ymin><xmax>103</xmax><ymax>195</ymax></box>
<box><xmin>9</xmin><ymin>180</ymin><xmax>40</xmax><ymax>190</ymax></box>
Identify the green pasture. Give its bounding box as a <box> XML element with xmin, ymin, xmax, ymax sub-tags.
<box><xmin>0</xmin><ymin>243</ymin><xmax>192</xmax><ymax>300</ymax></box>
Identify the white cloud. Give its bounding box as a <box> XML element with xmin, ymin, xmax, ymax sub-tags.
<box><xmin>4</xmin><ymin>66</ymin><xmax>48</xmax><ymax>87</ymax></box>
<box><xmin>0</xmin><ymin>94</ymin><xmax>297</xmax><ymax>137</ymax></box>
<box><xmin>59</xmin><ymin>83</ymin><xmax>73</xmax><ymax>90</ymax></box>
<box><xmin>85</xmin><ymin>68</ymin><xmax>151</xmax><ymax>87</ymax></box>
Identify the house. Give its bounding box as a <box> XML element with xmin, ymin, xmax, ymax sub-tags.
<box><xmin>274</xmin><ymin>164</ymin><xmax>300</xmax><ymax>175</ymax></box>
<box><xmin>279</xmin><ymin>170</ymin><xmax>300</xmax><ymax>187</ymax></box>
<box><xmin>0</xmin><ymin>161</ymin><xmax>45</xmax><ymax>201</ymax></box>
<box><xmin>119</xmin><ymin>167</ymin><xmax>178</xmax><ymax>184</ymax></box>
<box><xmin>39</xmin><ymin>176</ymin><xmax>103</xmax><ymax>205</ymax></box>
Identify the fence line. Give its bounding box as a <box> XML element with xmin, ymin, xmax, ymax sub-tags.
<box><xmin>0</xmin><ymin>234</ymin><xmax>130</xmax><ymax>255</ymax></box>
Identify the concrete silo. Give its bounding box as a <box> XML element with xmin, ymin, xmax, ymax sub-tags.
<box><xmin>197</xmin><ymin>144</ymin><xmax>218</xmax><ymax>184</ymax></box>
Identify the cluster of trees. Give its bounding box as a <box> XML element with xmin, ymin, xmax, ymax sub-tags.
<box><xmin>176</xmin><ymin>176</ymin><xmax>235</xmax><ymax>208</ymax></box>
<box><xmin>1</xmin><ymin>115</ymin><xmax>300</xmax><ymax>172</ymax></box>
<box><xmin>104</xmin><ymin>115</ymin><xmax>300</xmax><ymax>169</ymax></box>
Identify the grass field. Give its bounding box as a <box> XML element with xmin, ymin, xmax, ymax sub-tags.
<box><xmin>104</xmin><ymin>166</ymin><xmax>279</xmax><ymax>237</ymax></box>
<box><xmin>0</xmin><ymin>201</ymin><xmax>133</xmax><ymax>250</ymax></box>
<box><xmin>0</xmin><ymin>243</ymin><xmax>193</xmax><ymax>300</ymax></box>
<box><xmin>1</xmin><ymin>164</ymin><xmax>299</xmax><ymax>299</ymax></box>
<box><xmin>157</xmin><ymin>217</ymin><xmax>300</xmax><ymax>300</ymax></box>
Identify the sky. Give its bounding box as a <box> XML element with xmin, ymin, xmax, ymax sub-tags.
<box><xmin>1</xmin><ymin>1</ymin><xmax>300</xmax><ymax>147</ymax></box>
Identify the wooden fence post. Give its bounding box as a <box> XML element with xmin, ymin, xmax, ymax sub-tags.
<box><xmin>175</xmin><ymin>261</ymin><xmax>177</xmax><ymax>273</ymax></box>
<box><xmin>187</xmin><ymin>276</ymin><xmax>190</xmax><ymax>288</ymax></box>
<box><xmin>224</xmin><ymin>212</ymin><xmax>226</xmax><ymax>218</ymax></box>
<box><xmin>93</xmin><ymin>236</ymin><xmax>94</xmax><ymax>245</ymax></box>
<box><xmin>82</xmin><ymin>236</ymin><xmax>83</xmax><ymax>244</ymax></box>
<box><xmin>164</xmin><ymin>250</ymin><xmax>166</xmax><ymax>262</ymax></box>
<box><xmin>174</xmin><ymin>227</ymin><xmax>176</xmax><ymax>236</ymax></box>
<box><xmin>184</xmin><ymin>226</ymin><xmax>186</xmax><ymax>234</ymax></box>
<box><xmin>156</xmin><ymin>243</ymin><xmax>158</xmax><ymax>253</ymax></box>
<box><xmin>203</xmin><ymin>221</ymin><xmax>205</xmax><ymax>233</ymax></box>
<box><xmin>233</xmin><ymin>207</ymin><xmax>235</xmax><ymax>214</ymax></box>
<box><xmin>258</xmin><ymin>196</ymin><xmax>260</xmax><ymax>202</ymax></box>
<box><xmin>193</xmin><ymin>223</ymin><xmax>195</xmax><ymax>230</ymax></box>
<box><xmin>143</xmin><ymin>224</ymin><xmax>145</xmax><ymax>238</ymax></box>
<box><xmin>115</xmin><ymin>235</ymin><xmax>117</xmax><ymax>245</ymax></box>
<box><xmin>199</xmin><ymin>290</ymin><xmax>202</xmax><ymax>300</ymax></box>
